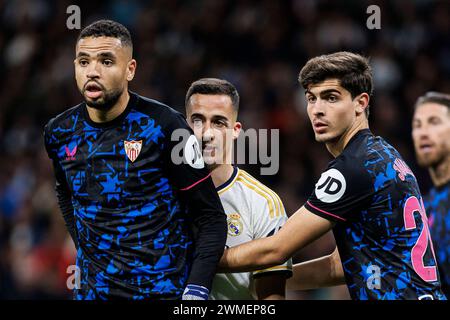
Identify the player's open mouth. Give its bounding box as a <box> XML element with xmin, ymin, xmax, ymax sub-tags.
<box><xmin>203</xmin><ymin>145</ymin><xmax>216</xmax><ymax>152</ymax></box>
<box><xmin>419</xmin><ymin>143</ymin><xmax>434</xmax><ymax>153</ymax></box>
<box><xmin>313</xmin><ymin>121</ymin><xmax>328</xmax><ymax>133</ymax></box>
<box><xmin>85</xmin><ymin>83</ymin><xmax>103</xmax><ymax>99</ymax></box>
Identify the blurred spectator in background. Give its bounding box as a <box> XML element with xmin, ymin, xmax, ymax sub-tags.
<box><xmin>412</xmin><ymin>92</ymin><xmax>450</xmax><ymax>297</ymax></box>
<box><xmin>0</xmin><ymin>0</ymin><xmax>449</xmax><ymax>299</ymax></box>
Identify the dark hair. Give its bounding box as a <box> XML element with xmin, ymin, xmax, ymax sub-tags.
<box><xmin>185</xmin><ymin>78</ymin><xmax>240</xmax><ymax>114</ymax></box>
<box><xmin>77</xmin><ymin>19</ymin><xmax>132</xmax><ymax>50</ymax></box>
<box><xmin>415</xmin><ymin>91</ymin><xmax>450</xmax><ymax>112</ymax></box>
<box><xmin>299</xmin><ymin>51</ymin><xmax>373</xmax><ymax>118</ymax></box>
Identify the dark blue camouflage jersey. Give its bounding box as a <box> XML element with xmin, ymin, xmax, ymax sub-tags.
<box><xmin>305</xmin><ymin>129</ymin><xmax>446</xmax><ymax>300</ymax></box>
<box><xmin>425</xmin><ymin>181</ymin><xmax>450</xmax><ymax>297</ymax></box>
<box><xmin>44</xmin><ymin>92</ymin><xmax>226</xmax><ymax>300</ymax></box>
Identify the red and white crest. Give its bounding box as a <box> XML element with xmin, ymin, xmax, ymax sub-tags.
<box><xmin>124</xmin><ymin>140</ymin><xmax>143</xmax><ymax>162</ymax></box>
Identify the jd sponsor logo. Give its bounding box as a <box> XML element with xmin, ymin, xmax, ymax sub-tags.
<box><xmin>315</xmin><ymin>168</ymin><xmax>346</xmax><ymax>203</ymax></box>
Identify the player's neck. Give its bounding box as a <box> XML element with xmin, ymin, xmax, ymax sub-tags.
<box><xmin>326</xmin><ymin>119</ymin><xmax>369</xmax><ymax>158</ymax></box>
<box><xmin>86</xmin><ymin>90</ymin><xmax>130</xmax><ymax>123</ymax></box>
<box><xmin>429</xmin><ymin>156</ymin><xmax>450</xmax><ymax>188</ymax></box>
<box><xmin>210</xmin><ymin>164</ymin><xmax>235</xmax><ymax>188</ymax></box>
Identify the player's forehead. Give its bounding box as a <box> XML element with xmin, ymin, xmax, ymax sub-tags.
<box><xmin>188</xmin><ymin>94</ymin><xmax>234</xmax><ymax>117</ymax></box>
<box><xmin>76</xmin><ymin>36</ymin><xmax>125</xmax><ymax>56</ymax></box>
<box><xmin>414</xmin><ymin>102</ymin><xmax>449</xmax><ymax>121</ymax></box>
<box><xmin>305</xmin><ymin>79</ymin><xmax>348</xmax><ymax>95</ymax></box>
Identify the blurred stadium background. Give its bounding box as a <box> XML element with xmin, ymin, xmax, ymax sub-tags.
<box><xmin>0</xmin><ymin>0</ymin><xmax>449</xmax><ymax>299</ymax></box>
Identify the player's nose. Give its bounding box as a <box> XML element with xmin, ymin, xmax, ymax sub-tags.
<box><xmin>310</xmin><ymin>100</ymin><xmax>325</xmax><ymax>116</ymax></box>
<box><xmin>416</xmin><ymin>125</ymin><xmax>431</xmax><ymax>139</ymax></box>
<box><xmin>203</xmin><ymin>126</ymin><xmax>215</xmax><ymax>142</ymax></box>
<box><xmin>86</xmin><ymin>61</ymin><xmax>101</xmax><ymax>79</ymax></box>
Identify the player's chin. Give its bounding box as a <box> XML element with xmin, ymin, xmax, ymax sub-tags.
<box><xmin>84</xmin><ymin>96</ymin><xmax>102</xmax><ymax>104</ymax></box>
<box><xmin>205</xmin><ymin>159</ymin><xmax>221</xmax><ymax>171</ymax></box>
<box><xmin>315</xmin><ymin>132</ymin><xmax>334</xmax><ymax>143</ymax></box>
<box><xmin>83</xmin><ymin>95</ymin><xmax>109</xmax><ymax>110</ymax></box>
<box><xmin>204</xmin><ymin>155</ymin><xmax>218</xmax><ymax>166</ymax></box>
<box><xmin>417</xmin><ymin>154</ymin><xmax>439</xmax><ymax>168</ymax></box>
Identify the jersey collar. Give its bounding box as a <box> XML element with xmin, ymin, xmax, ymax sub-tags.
<box><xmin>216</xmin><ymin>166</ymin><xmax>239</xmax><ymax>194</ymax></box>
<box><xmin>343</xmin><ymin>128</ymin><xmax>372</xmax><ymax>151</ymax></box>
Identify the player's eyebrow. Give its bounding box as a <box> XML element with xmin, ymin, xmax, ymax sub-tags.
<box><xmin>319</xmin><ymin>89</ymin><xmax>342</xmax><ymax>96</ymax></box>
<box><xmin>76</xmin><ymin>51</ymin><xmax>117</xmax><ymax>59</ymax></box>
<box><xmin>190</xmin><ymin>113</ymin><xmax>205</xmax><ymax>120</ymax></box>
<box><xmin>76</xmin><ymin>52</ymin><xmax>90</xmax><ymax>58</ymax></box>
<box><xmin>305</xmin><ymin>88</ymin><xmax>342</xmax><ymax>96</ymax></box>
<box><xmin>190</xmin><ymin>113</ymin><xmax>229</xmax><ymax>124</ymax></box>
<box><xmin>428</xmin><ymin>116</ymin><xmax>442</xmax><ymax>123</ymax></box>
<box><xmin>97</xmin><ymin>52</ymin><xmax>116</xmax><ymax>59</ymax></box>
<box><xmin>212</xmin><ymin>115</ymin><xmax>229</xmax><ymax>122</ymax></box>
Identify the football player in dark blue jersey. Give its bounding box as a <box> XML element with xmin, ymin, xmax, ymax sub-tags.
<box><xmin>44</xmin><ymin>20</ymin><xmax>227</xmax><ymax>300</ymax></box>
<box><xmin>412</xmin><ymin>92</ymin><xmax>450</xmax><ymax>297</ymax></box>
<box><xmin>219</xmin><ymin>52</ymin><xmax>446</xmax><ymax>300</ymax></box>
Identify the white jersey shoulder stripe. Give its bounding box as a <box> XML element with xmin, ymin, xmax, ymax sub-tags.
<box><xmin>240</xmin><ymin>170</ymin><xmax>284</xmax><ymax>216</ymax></box>
<box><xmin>239</xmin><ymin>170</ymin><xmax>284</xmax><ymax>218</ymax></box>
<box><xmin>237</xmin><ymin>174</ymin><xmax>280</xmax><ymax>219</ymax></box>
<box><xmin>243</xmin><ymin>171</ymin><xmax>285</xmax><ymax>214</ymax></box>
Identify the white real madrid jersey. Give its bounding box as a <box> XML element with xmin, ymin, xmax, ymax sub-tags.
<box><xmin>210</xmin><ymin>167</ymin><xmax>292</xmax><ymax>300</ymax></box>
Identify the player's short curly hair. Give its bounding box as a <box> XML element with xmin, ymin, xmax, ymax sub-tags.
<box><xmin>415</xmin><ymin>91</ymin><xmax>450</xmax><ymax>112</ymax></box>
<box><xmin>299</xmin><ymin>51</ymin><xmax>373</xmax><ymax>118</ymax></box>
<box><xmin>77</xmin><ymin>19</ymin><xmax>132</xmax><ymax>49</ymax></box>
<box><xmin>185</xmin><ymin>78</ymin><xmax>240</xmax><ymax>115</ymax></box>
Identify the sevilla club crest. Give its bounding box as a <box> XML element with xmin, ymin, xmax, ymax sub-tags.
<box><xmin>124</xmin><ymin>140</ymin><xmax>143</xmax><ymax>162</ymax></box>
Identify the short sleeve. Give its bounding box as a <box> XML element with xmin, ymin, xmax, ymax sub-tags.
<box><xmin>251</xmin><ymin>187</ymin><xmax>292</xmax><ymax>278</ymax></box>
<box><xmin>305</xmin><ymin>157</ymin><xmax>373</xmax><ymax>223</ymax></box>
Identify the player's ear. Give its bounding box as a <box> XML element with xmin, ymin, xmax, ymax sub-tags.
<box><xmin>233</xmin><ymin>122</ymin><xmax>242</xmax><ymax>140</ymax></box>
<box><xmin>126</xmin><ymin>59</ymin><xmax>137</xmax><ymax>81</ymax></box>
<box><xmin>355</xmin><ymin>93</ymin><xmax>369</xmax><ymax>116</ymax></box>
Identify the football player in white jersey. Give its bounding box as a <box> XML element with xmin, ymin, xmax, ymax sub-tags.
<box><xmin>185</xmin><ymin>78</ymin><xmax>292</xmax><ymax>300</ymax></box>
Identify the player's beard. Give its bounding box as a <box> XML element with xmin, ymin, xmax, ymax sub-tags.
<box><xmin>206</xmin><ymin>162</ymin><xmax>220</xmax><ymax>171</ymax></box>
<box><xmin>417</xmin><ymin>144</ymin><xmax>448</xmax><ymax>168</ymax></box>
<box><xmin>82</xmin><ymin>85</ymin><xmax>123</xmax><ymax>111</ymax></box>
